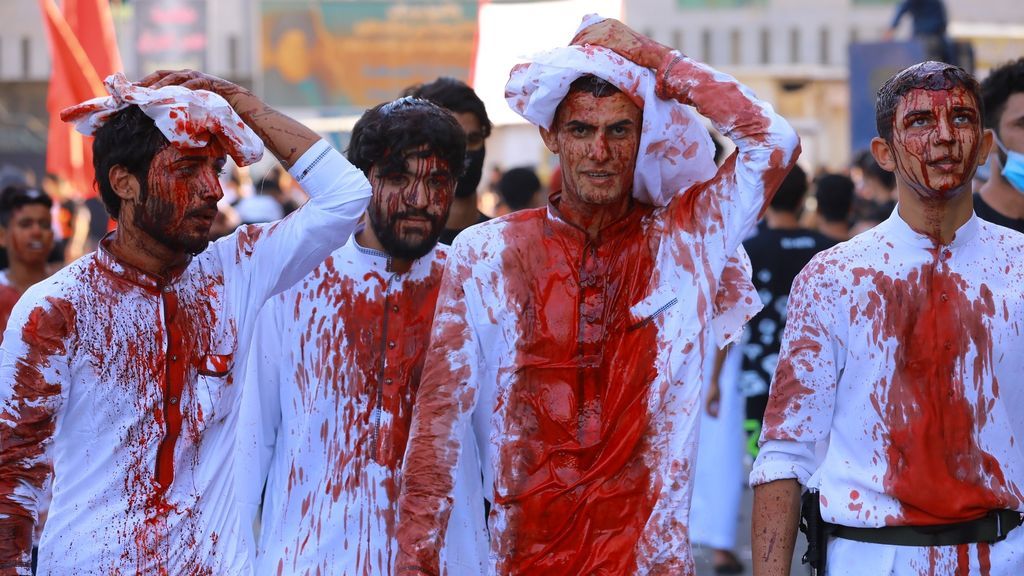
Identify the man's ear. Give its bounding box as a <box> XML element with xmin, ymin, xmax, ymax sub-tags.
<box><xmin>977</xmin><ymin>128</ymin><xmax>995</xmax><ymax>167</ymax></box>
<box><xmin>870</xmin><ymin>137</ymin><xmax>896</xmax><ymax>172</ymax></box>
<box><xmin>109</xmin><ymin>165</ymin><xmax>141</xmax><ymax>203</ymax></box>
<box><xmin>539</xmin><ymin>126</ymin><xmax>560</xmax><ymax>155</ymax></box>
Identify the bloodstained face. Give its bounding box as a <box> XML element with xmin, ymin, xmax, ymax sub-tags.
<box><xmin>888</xmin><ymin>86</ymin><xmax>984</xmax><ymax>200</ymax></box>
<box><xmin>542</xmin><ymin>89</ymin><xmax>641</xmax><ymax>207</ymax></box>
<box><xmin>135</xmin><ymin>143</ymin><xmax>226</xmax><ymax>256</ymax></box>
<box><xmin>367</xmin><ymin>149</ymin><xmax>454</xmax><ymax>260</ymax></box>
<box><xmin>2</xmin><ymin>204</ymin><xmax>53</xmax><ymax>267</ymax></box>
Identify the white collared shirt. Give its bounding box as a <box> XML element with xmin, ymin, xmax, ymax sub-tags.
<box><xmin>0</xmin><ymin>141</ymin><xmax>370</xmax><ymax>575</ymax></box>
<box><xmin>752</xmin><ymin>210</ymin><xmax>1024</xmax><ymax>533</ymax></box>
<box><xmin>241</xmin><ymin>236</ymin><xmax>487</xmax><ymax>576</ymax></box>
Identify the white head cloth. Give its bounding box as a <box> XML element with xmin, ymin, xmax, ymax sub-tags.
<box><xmin>60</xmin><ymin>72</ymin><xmax>264</xmax><ymax>167</ymax></box>
<box><xmin>505</xmin><ymin>15</ymin><xmax>717</xmax><ymax>206</ymax></box>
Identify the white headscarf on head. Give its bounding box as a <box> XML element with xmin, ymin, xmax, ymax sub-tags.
<box><xmin>505</xmin><ymin>14</ymin><xmax>717</xmax><ymax>206</ymax></box>
<box><xmin>60</xmin><ymin>72</ymin><xmax>264</xmax><ymax>167</ymax></box>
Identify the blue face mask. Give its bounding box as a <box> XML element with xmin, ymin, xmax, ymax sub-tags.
<box><xmin>995</xmin><ymin>135</ymin><xmax>1024</xmax><ymax>193</ymax></box>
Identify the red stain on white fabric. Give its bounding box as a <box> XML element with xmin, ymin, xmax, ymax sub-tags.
<box><xmin>397</xmin><ymin>43</ymin><xmax>799</xmax><ymax>575</ymax></box>
<box><xmin>59</xmin><ymin>72</ymin><xmax>264</xmax><ymax>167</ymax></box>
<box><xmin>242</xmin><ymin>238</ymin><xmax>486</xmax><ymax>575</ymax></box>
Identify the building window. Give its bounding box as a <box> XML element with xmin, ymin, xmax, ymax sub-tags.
<box><xmin>820</xmin><ymin>27</ymin><xmax>830</xmax><ymax>65</ymax></box>
<box><xmin>229</xmin><ymin>35</ymin><xmax>239</xmax><ymax>77</ymax></box>
<box><xmin>730</xmin><ymin>28</ymin><xmax>742</xmax><ymax>65</ymax></box>
<box><xmin>21</xmin><ymin>37</ymin><xmax>30</xmax><ymax>78</ymax></box>
<box><xmin>789</xmin><ymin>28</ymin><xmax>800</xmax><ymax>64</ymax></box>
<box><xmin>702</xmin><ymin>29</ymin><xmax>713</xmax><ymax>64</ymax></box>
<box><xmin>760</xmin><ymin>28</ymin><xmax>771</xmax><ymax>65</ymax></box>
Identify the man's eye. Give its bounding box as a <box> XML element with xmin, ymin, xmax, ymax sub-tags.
<box><xmin>570</xmin><ymin>126</ymin><xmax>590</xmax><ymax>137</ymax></box>
<box><xmin>952</xmin><ymin>114</ymin><xmax>972</xmax><ymax>125</ymax></box>
<box><xmin>610</xmin><ymin>126</ymin><xmax>630</xmax><ymax>137</ymax></box>
<box><xmin>387</xmin><ymin>175</ymin><xmax>410</xmax><ymax>186</ymax></box>
<box><xmin>909</xmin><ymin>117</ymin><xmax>929</xmax><ymax>128</ymax></box>
<box><xmin>429</xmin><ymin>175</ymin><xmax>450</xmax><ymax>188</ymax></box>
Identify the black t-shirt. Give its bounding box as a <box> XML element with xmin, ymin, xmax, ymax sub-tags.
<box><xmin>973</xmin><ymin>193</ymin><xmax>1024</xmax><ymax>234</ymax></box>
<box><xmin>439</xmin><ymin>211</ymin><xmax>490</xmax><ymax>246</ymax></box>
<box><xmin>741</xmin><ymin>227</ymin><xmax>836</xmax><ymax>422</ymax></box>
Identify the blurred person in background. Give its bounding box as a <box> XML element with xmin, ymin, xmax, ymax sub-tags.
<box><xmin>738</xmin><ymin>164</ymin><xmax>835</xmax><ymax>459</ymax></box>
<box><xmin>976</xmin><ymin>57</ymin><xmax>1024</xmax><ymax>233</ymax></box>
<box><xmin>0</xmin><ymin>185</ymin><xmax>57</xmax><ymax>340</ymax></box>
<box><xmin>814</xmin><ymin>173</ymin><xmax>855</xmax><ymax>241</ymax></box>
<box><xmin>405</xmin><ymin>77</ymin><xmax>493</xmax><ymax>244</ymax></box>
<box><xmin>241</xmin><ymin>96</ymin><xmax>486</xmax><ymax>576</ymax></box>
<box><xmin>883</xmin><ymin>0</ymin><xmax>951</xmax><ymax>63</ymax></box>
<box><xmin>851</xmin><ymin>151</ymin><xmax>898</xmax><ymax>235</ymax></box>
<box><xmin>494</xmin><ymin>166</ymin><xmax>544</xmax><ymax>215</ymax></box>
<box><xmin>260</xmin><ymin>167</ymin><xmax>300</xmax><ymax>216</ymax></box>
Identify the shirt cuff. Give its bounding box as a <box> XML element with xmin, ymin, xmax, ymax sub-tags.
<box><xmin>287</xmin><ymin>139</ymin><xmax>371</xmax><ymax>202</ymax></box>
<box><xmin>749</xmin><ymin>439</ymin><xmax>817</xmax><ymax>487</ymax></box>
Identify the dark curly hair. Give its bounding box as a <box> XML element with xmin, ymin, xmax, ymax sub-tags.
<box><xmin>875</xmin><ymin>61</ymin><xmax>982</xmax><ymax>143</ymax></box>
<box><xmin>981</xmin><ymin>58</ymin><xmax>1024</xmax><ymax>137</ymax></box>
<box><xmin>405</xmin><ymin>77</ymin><xmax>492</xmax><ymax>140</ymax></box>
<box><xmin>346</xmin><ymin>97</ymin><xmax>467</xmax><ymax>180</ymax></box>
<box><xmin>92</xmin><ymin>105</ymin><xmax>169</xmax><ymax>220</ymax></box>
<box><xmin>0</xmin><ymin>185</ymin><xmax>53</xmax><ymax>227</ymax></box>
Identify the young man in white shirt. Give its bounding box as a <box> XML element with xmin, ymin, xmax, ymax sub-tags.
<box><xmin>752</xmin><ymin>61</ymin><xmax>1024</xmax><ymax>575</ymax></box>
<box><xmin>240</xmin><ymin>97</ymin><xmax>486</xmax><ymax>575</ymax></box>
<box><xmin>0</xmin><ymin>70</ymin><xmax>371</xmax><ymax>575</ymax></box>
<box><xmin>396</xmin><ymin>18</ymin><xmax>798</xmax><ymax>575</ymax></box>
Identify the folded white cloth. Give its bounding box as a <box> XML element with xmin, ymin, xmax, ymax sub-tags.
<box><xmin>61</xmin><ymin>72</ymin><xmax>264</xmax><ymax>166</ymax></box>
<box><xmin>505</xmin><ymin>14</ymin><xmax>716</xmax><ymax>206</ymax></box>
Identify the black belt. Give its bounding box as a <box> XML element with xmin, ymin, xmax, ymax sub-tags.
<box><xmin>827</xmin><ymin>509</ymin><xmax>1023</xmax><ymax>547</ymax></box>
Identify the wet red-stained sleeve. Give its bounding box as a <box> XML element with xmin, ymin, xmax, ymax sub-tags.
<box><xmin>396</xmin><ymin>250</ymin><xmax>480</xmax><ymax>576</ymax></box>
<box><xmin>657</xmin><ymin>51</ymin><xmax>800</xmax><ymax>268</ymax></box>
<box><xmin>0</xmin><ymin>296</ymin><xmax>74</xmax><ymax>575</ymax></box>
<box><xmin>753</xmin><ymin>256</ymin><xmax>839</xmax><ymax>485</ymax></box>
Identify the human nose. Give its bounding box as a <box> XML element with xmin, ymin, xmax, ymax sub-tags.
<box><xmin>404</xmin><ymin>179</ymin><xmax>429</xmax><ymax>209</ymax></box>
<box><xmin>933</xmin><ymin>115</ymin><xmax>955</xmax><ymax>144</ymax></box>
<box><xmin>588</xmin><ymin>133</ymin><xmax>611</xmax><ymax>162</ymax></box>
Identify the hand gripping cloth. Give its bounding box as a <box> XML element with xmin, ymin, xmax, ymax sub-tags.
<box><xmin>60</xmin><ymin>72</ymin><xmax>264</xmax><ymax>166</ymax></box>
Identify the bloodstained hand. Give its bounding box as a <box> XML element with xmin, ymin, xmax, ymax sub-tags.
<box><xmin>570</xmin><ymin>18</ymin><xmax>672</xmax><ymax>71</ymax></box>
<box><xmin>138</xmin><ymin>69</ymin><xmax>252</xmax><ymax>109</ymax></box>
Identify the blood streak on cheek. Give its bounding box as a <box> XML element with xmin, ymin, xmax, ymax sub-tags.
<box><xmin>492</xmin><ymin>212</ymin><xmax>660</xmax><ymax>575</ymax></box>
<box><xmin>857</xmin><ymin>260</ymin><xmax>1018</xmax><ymax>525</ymax></box>
<box><xmin>0</xmin><ymin>297</ymin><xmax>75</xmax><ymax>559</ymax></box>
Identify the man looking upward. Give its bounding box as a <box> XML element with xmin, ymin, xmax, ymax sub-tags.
<box><xmin>752</xmin><ymin>61</ymin><xmax>1024</xmax><ymax>575</ymax></box>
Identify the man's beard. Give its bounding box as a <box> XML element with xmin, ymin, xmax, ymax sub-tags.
<box><xmin>367</xmin><ymin>204</ymin><xmax>445</xmax><ymax>260</ymax></box>
<box><xmin>133</xmin><ymin>184</ymin><xmax>211</xmax><ymax>256</ymax></box>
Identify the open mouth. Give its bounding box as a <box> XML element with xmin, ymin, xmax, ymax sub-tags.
<box><xmin>26</xmin><ymin>241</ymin><xmax>46</xmax><ymax>250</ymax></box>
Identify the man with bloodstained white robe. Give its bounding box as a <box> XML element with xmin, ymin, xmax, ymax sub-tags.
<box><xmin>395</xmin><ymin>16</ymin><xmax>799</xmax><ymax>576</ymax></box>
<box><xmin>752</xmin><ymin>62</ymin><xmax>1024</xmax><ymax>576</ymax></box>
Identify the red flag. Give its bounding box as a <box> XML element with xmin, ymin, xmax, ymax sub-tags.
<box><xmin>39</xmin><ymin>0</ymin><xmax>122</xmax><ymax>199</ymax></box>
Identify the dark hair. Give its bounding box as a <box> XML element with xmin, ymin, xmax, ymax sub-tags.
<box><xmin>855</xmin><ymin>149</ymin><xmax>896</xmax><ymax>190</ymax></box>
<box><xmin>347</xmin><ymin>97</ymin><xmax>467</xmax><ymax>180</ymax></box>
<box><xmin>497</xmin><ymin>167</ymin><xmax>542</xmax><ymax>211</ymax></box>
<box><xmin>814</xmin><ymin>173</ymin><xmax>855</xmax><ymax>223</ymax></box>
<box><xmin>769</xmin><ymin>164</ymin><xmax>808</xmax><ymax>213</ymax></box>
<box><xmin>981</xmin><ymin>58</ymin><xmax>1024</xmax><ymax>137</ymax></box>
<box><xmin>406</xmin><ymin>77</ymin><xmax>492</xmax><ymax>140</ymax></box>
<box><xmin>92</xmin><ymin>105</ymin><xmax>169</xmax><ymax>220</ymax></box>
<box><xmin>876</xmin><ymin>61</ymin><xmax>982</xmax><ymax>142</ymax></box>
<box><xmin>0</xmin><ymin>185</ymin><xmax>53</xmax><ymax>227</ymax></box>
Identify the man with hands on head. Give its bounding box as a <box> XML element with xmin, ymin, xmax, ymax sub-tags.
<box><xmin>397</xmin><ymin>17</ymin><xmax>798</xmax><ymax>576</ymax></box>
<box><xmin>0</xmin><ymin>69</ymin><xmax>370</xmax><ymax>575</ymax></box>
